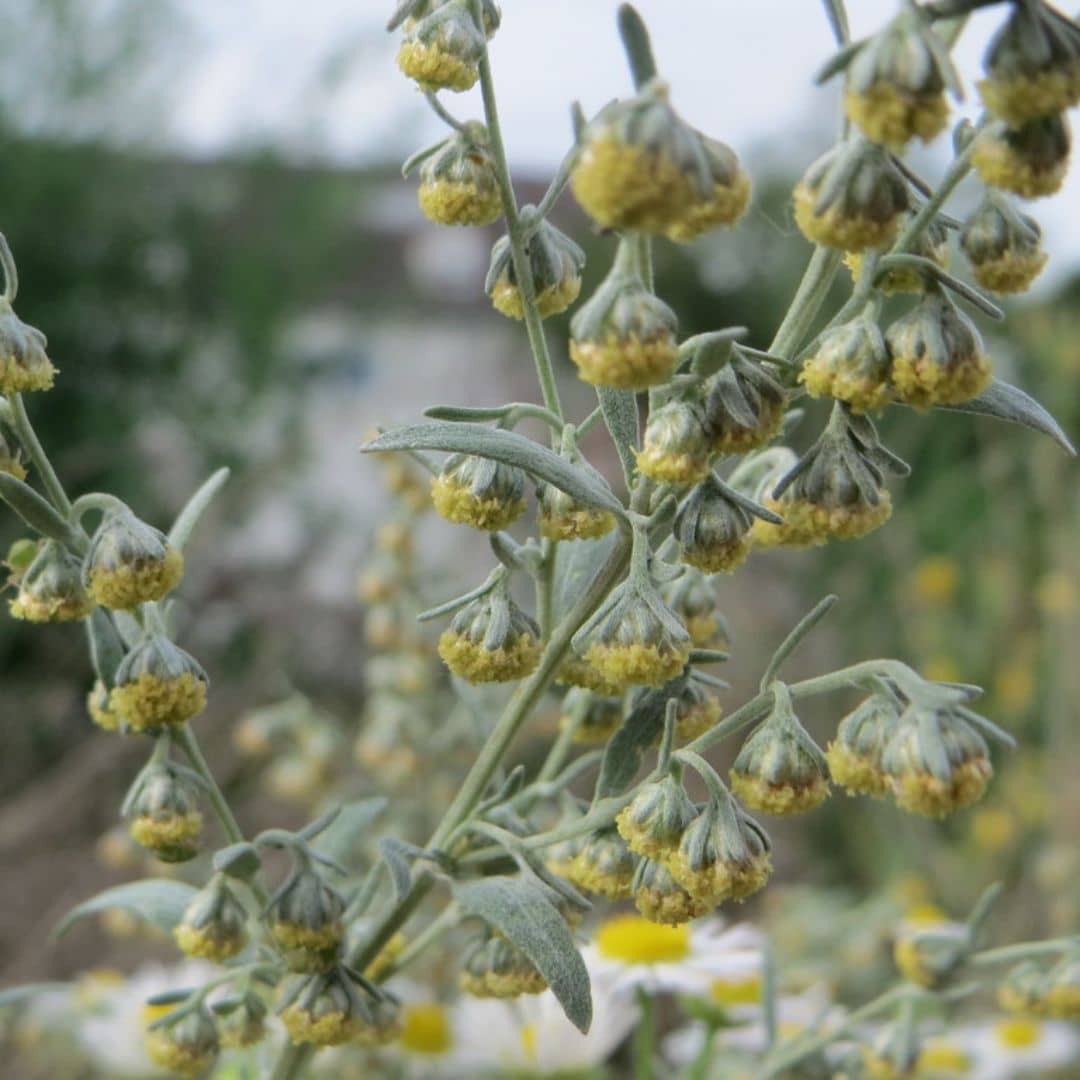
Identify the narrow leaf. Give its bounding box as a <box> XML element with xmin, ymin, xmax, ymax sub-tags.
<box><xmin>378</xmin><ymin>838</ymin><xmax>415</xmax><ymax>901</ymax></box>
<box><xmin>312</xmin><ymin>797</ymin><xmax>389</xmax><ymax>867</ymax></box>
<box><xmin>169</xmin><ymin>468</ymin><xmax>230</xmax><ymax>550</ymax></box>
<box><xmin>813</xmin><ymin>38</ymin><xmax>866</xmax><ymax>83</ymax></box>
<box><xmin>937</xmin><ymin>378</ymin><xmax>1075</xmax><ymax>455</ymax></box>
<box><xmin>0</xmin><ymin>983</ymin><xmax>68</xmax><ymax>1010</ymax></box>
<box><xmin>0</xmin><ymin>474</ymin><xmax>77</xmax><ymax>545</ymax></box>
<box><xmin>597</xmin><ymin>387</ymin><xmax>640</xmax><ymax>489</ymax></box>
<box><xmin>454</xmin><ymin>876</ymin><xmax>592</xmax><ymax>1033</ymax></box>
<box><xmin>53</xmin><ymin>880</ymin><xmax>197</xmax><ymax>940</ymax></box>
<box><xmin>361</xmin><ymin>423</ymin><xmax>625</xmax><ymax>515</ymax></box>
<box><xmin>594</xmin><ymin>681</ymin><xmax>672</xmax><ymax>798</ymax></box>
<box><xmin>552</xmin><ymin>532</ymin><xmax>619</xmax><ymax>624</ymax></box>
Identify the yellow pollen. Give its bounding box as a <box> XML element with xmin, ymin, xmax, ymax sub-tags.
<box><xmin>919</xmin><ymin>1040</ymin><xmax>972</xmax><ymax>1073</ymax></box>
<box><xmin>400</xmin><ymin>1003</ymin><xmax>453</xmax><ymax>1055</ymax></box>
<box><xmin>711</xmin><ymin>975</ymin><xmax>762</xmax><ymax>1006</ymax></box>
<box><xmin>994</xmin><ymin>1017</ymin><xmax>1041</xmax><ymax>1048</ymax></box>
<box><xmin>595</xmin><ymin>914</ymin><xmax>691</xmax><ymax>964</ymax></box>
<box><xmin>520</xmin><ymin>1022</ymin><xmax>538</xmax><ymax>1062</ymax></box>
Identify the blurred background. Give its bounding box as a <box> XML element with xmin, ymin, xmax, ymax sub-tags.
<box><xmin>0</xmin><ymin>0</ymin><xmax>1077</xmax><ymax>1063</ymax></box>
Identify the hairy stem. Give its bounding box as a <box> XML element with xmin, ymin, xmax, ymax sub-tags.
<box><xmin>9</xmin><ymin>393</ymin><xmax>74</xmax><ymax>518</ymax></box>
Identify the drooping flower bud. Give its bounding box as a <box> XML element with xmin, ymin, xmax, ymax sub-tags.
<box><xmin>701</xmin><ymin>349</ymin><xmax>786</xmax><ymax>454</ymax></box>
<box><xmin>893</xmin><ymin>918</ymin><xmax>969</xmax><ymax>989</ymax></box>
<box><xmin>127</xmin><ymin>762</ymin><xmax>203</xmax><ymax>862</ymax></box>
<box><xmin>862</xmin><ymin>1013</ymin><xmax>921</xmax><ymax>1080</ymax></box>
<box><xmin>87</xmin><ymin>679</ymin><xmax>121</xmax><ymax>732</ymax></box>
<box><xmin>673</xmin><ymin>478</ymin><xmax>753</xmax><ymax>576</ymax></box>
<box><xmin>415</xmin><ymin>124</ymin><xmax>503</xmax><ymax>226</ymax></box>
<box><xmin>636</xmin><ymin>398</ymin><xmax>713</xmax><ymax>485</ymax></box>
<box><xmin>564</xmin><ymin>827</ymin><xmax>638</xmax><ymax>900</ymax></box>
<box><xmin>173</xmin><ymin>874</ymin><xmax>249</xmax><ymax>962</ymax></box>
<box><xmin>630</xmin><ymin>672</ymin><xmax>724</xmax><ymax>744</ymax></box>
<box><xmin>568</xmin><ymin>238</ymin><xmax>678</xmax><ymax>389</ymax></box>
<box><xmin>971</xmin><ymin>113</ymin><xmax>1071</xmax><ymax>198</ymax></box>
<box><xmin>667</xmin><ymin>790</ymin><xmax>772</xmax><ymax>906</ymax></box>
<box><xmin>558</xmin><ymin>688</ymin><xmax>624</xmax><ymax>745</ymax></box>
<box><xmin>537</xmin><ymin>481</ymin><xmax>615</xmax><ymax>541</ymax></box>
<box><xmin>110</xmin><ymin>632</ymin><xmax>209</xmax><ymax>732</ymax></box>
<box><xmin>459</xmin><ymin>931</ymin><xmax>547</xmax><ymax>997</ymax></box>
<box><xmin>571</xmin><ymin>550</ymin><xmax>692</xmax><ymax>690</ymax></box>
<box><xmin>268</xmin><ymin>866</ymin><xmax>346</xmax><ymax>973</ymax></box>
<box><xmin>571</xmin><ymin>82</ymin><xmax>713</xmax><ymax>233</ymax></box>
<box><xmin>730</xmin><ymin>689</ymin><xmax>830</xmax><ymax>815</ymax></box>
<box><xmin>799</xmin><ymin>313</ymin><xmax>892</xmax><ymax>414</ymax></box>
<box><xmin>431</xmin><ymin>453</ymin><xmax>526</xmax><ymax>530</ymax></box>
<box><xmin>353</xmin><ymin>994</ymin><xmax>404</xmax><ymax>1048</ymax></box>
<box><xmin>979</xmin><ymin>1</ymin><xmax>1080</xmax><ymax>125</ymax></box>
<box><xmin>843</xmin><ymin>14</ymin><xmax>952</xmax><ymax>149</ymax></box>
<box><xmin>84</xmin><ymin>511</ymin><xmax>184</xmax><ymax>611</ymax></box>
<box><xmin>663</xmin><ymin>570</ymin><xmax>728</xmax><ymax>649</ymax></box>
<box><xmin>885</xmin><ymin>288</ymin><xmax>991</xmax><ymax>408</ymax></box>
<box><xmin>633</xmin><ymin>856</ymin><xmax>711</xmax><ymax>925</ymax></box>
<box><xmin>145</xmin><ymin>1005</ymin><xmax>219</xmax><ymax>1078</ymax></box>
<box><xmin>396</xmin><ymin>0</ymin><xmax>497</xmax><ymax>92</ymax></box>
<box><xmin>665</xmin><ymin>134</ymin><xmax>752</xmax><ymax>241</ymax></box>
<box><xmin>486</xmin><ymin>213</ymin><xmax>585</xmax><ymax>320</ymax></box>
<box><xmin>753</xmin><ymin>413</ymin><xmax>895</xmax><ymax>547</ymax></box>
<box><xmin>882</xmin><ymin>704</ymin><xmax>993</xmax><ymax>817</ymax></box>
<box><xmin>960</xmin><ymin>194</ymin><xmax>1048</xmax><ymax>294</ymax></box>
<box><xmin>615</xmin><ymin>773</ymin><xmax>696</xmax><ymax>861</ymax></box>
<box><xmin>437</xmin><ymin>580</ymin><xmax>541</xmax><ymax>683</ymax></box>
<box><xmin>826</xmin><ymin>693</ymin><xmax>902</xmax><ymax>797</ymax></box>
<box><xmin>9</xmin><ymin>540</ymin><xmax>95</xmax><ymax>622</ymax></box>
<box><xmin>1043</xmin><ymin>952</ymin><xmax>1080</xmax><ymax>1019</ymax></box>
<box><xmin>793</xmin><ymin>140</ymin><xmax>910</xmax><ymax>251</ymax></box>
<box><xmin>280</xmin><ymin>970</ymin><xmax>372</xmax><ymax>1046</ymax></box>
<box><xmin>215</xmin><ymin>992</ymin><xmax>268</xmax><ymax>1049</ymax></box>
<box><xmin>0</xmin><ymin>298</ymin><xmax>55</xmax><ymax>394</ymax></box>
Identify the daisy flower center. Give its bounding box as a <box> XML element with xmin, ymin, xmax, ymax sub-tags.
<box><xmin>994</xmin><ymin>1017</ymin><xmax>1041</xmax><ymax>1049</ymax></box>
<box><xmin>919</xmin><ymin>1040</ymin><xmax>972</xmax><ymax>1072</ymax></box>
<box><xmin>595</xmin><ymin>915</ymin><xmax>691</xmax><ymax>964</ymax></box>
<box><xmin>711</xmin><ymin>975</ymin><xmax>763</xmax><ymax>1006</ymax></box>
<box><xmin>400</xmin><ymin>1003</ymin><xmax>453</xmax><ymax>1055</ymax></box>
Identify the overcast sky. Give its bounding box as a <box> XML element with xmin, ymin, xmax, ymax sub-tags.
<box><xmin>169</xmin><ymin>0</ymin><xmax>1078</xmax><ymax>281</ymax></box>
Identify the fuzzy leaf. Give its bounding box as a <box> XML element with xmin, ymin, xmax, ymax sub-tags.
<box><xmin>313</xmin><ymin>797</ymin><xmax>388</xmax><ymax>868</ymax></box>
<box><xmin>362</xmin><ymin>423</ymin><xmax>625</xmax><ymax>515</ymax></box>
<box><xmin>552</xmin><ymin>532</ymin><xmax>619</xmax><ymax>624</ymax></box>
<box><xmin>53</xmin><ymin>880</ymin><xmax>197</xmax><ymax>940</ymax></box>
<box><xmin>594</xmin><ymin>681</ymin><xmax>673</xmax><ymax>798</ymax></box>
<box><xmin>378</xmin><ymin>838</ymin><xmax>415</xmax><ymax>901</ymax></box>
<box><xmin>813</xmin><ymin>37</ymin><xmax>867</xmax><ymax>83</ymax></box>
<box><xmin>938</xmin><ymin>379</ymin><xmax>1075</xmax><ymax>455</ymax></box>
<box><xmin>454</xmin><ymin>876</ymin><xmax>592</xmax><ymax>1033</ymax></box>
<box><xmin>86</xmin><ymin>609</ymin><xmax>126</xmax><ymax>687</ymax></box>
<box><xmin>169</xmin><ymin>468</ymin><xmax>230</xmax><ymax>550</ymax></box>
<box><xmin>596</xmin><ymin>387</ymin><xmax>640</xmax><ymax>488</ymax></box>
<box><xmin>0</xmin><ymin>474</ymin><xmax>78</xmax><ymax>545</ymax></box>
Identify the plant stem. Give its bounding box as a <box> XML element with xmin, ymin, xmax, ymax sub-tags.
<box><xmin>9</xmin><ymin>393</ymin><xmax>74</xmax><ymax>518</ymax></box>
<box><xmin>633</xmin><ymin>986</ymin><xmax>656</xmax><ymax>1080</ymax></box>
<box><xmin>270</xmin><ymin>1042</ymin><xmax>312</xmax><ymax>1080</ymax></box>
<box><xmin>768</xmin><ymin>247</ymin><xmax>842</xmax><ymax>361</ymax></box>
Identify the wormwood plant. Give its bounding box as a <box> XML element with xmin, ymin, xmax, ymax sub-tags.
<box><xmin>1</xmin><ymin>0</ymin><xmax>1079</xmax><ymax>1077</ymax></box>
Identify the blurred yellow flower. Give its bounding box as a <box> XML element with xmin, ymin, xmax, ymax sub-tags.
<box><xmin>922</xmin><ymin>656</ymin><xmax>962</xmax><ymax>683</ymax></box>
<box><xmin>910</xmin><ymin>556</ymin><xmax>959</xmax><ymax>605</ymax></box>
<box><xmin>1036</xmin><ymin>571</ymin><xmax>1077</xmax><ymax>616</ymax></box>
<box><xmin>970</xmin><ymin>807</ymin><xmax>1019</xmax><ymax>855</ymax></box>
<box><xmin>994</xmin><ymin>661</ymin><xmax>1035</xmax><ymax>713</ymax></box>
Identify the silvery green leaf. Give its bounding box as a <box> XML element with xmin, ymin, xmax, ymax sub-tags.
<box><xmin>379</xmin><ymin>838</ymin><xmax>415</xmax><ymax>901</ymax></box>
<box><xmin>597</xmin><ymin>387</ymin><xmax>640</xmax><ymax>488</ymax></box>
<box><xmin>813</xmin><ymin>38</ymin><xmax>868</xmax><ymax>83</ymax></box>
<box><xmin>425</xmin><ymin>405</ymin><xmax>515</xmax><ymax>423</ymax></box>
<box><xmin>387</xmin><ymin>0</ymin><xmax>426</xmax><ymax>32</ymax></box>
<box><xmin>0</xmin><ymin>474</ymin><xmax>79</xmax><ymax>545</ymax></box>
<box><xmin>213</xmin><ymin>842</ymin><xmax>262</xmax><ymax>879</ymax></box>
<box><xmin>53</xmin><ymin>880</ymin><xmax>198</xmax><ymax>940</ymax></box>
<box><xmin>312</xmin><ymin>797</ymin><xmax>389</xmax><ymax>867</ymax></box>
<box><xmin>363</xmin><ymin>422</ymin><xmax>625</xmax><ymax>515</ymax></box>
<box><xmin>169</xmin><ymin>467</ymin><xmax>230</xmax><ymax>550</ymax></box>
<box><xmin>0</xmin><ymin>983</ymin><xmax>68</xmax><ymax>1009</ymax></box>
<box><xmin>594</xmin><ymin>682</ymin><xmax>671</xmax><ymax>799</ymax></box>
<box><xmin>552</xmin><ymin>532</ymin><xmax>619</xmax><ymax>623</ymax></box>
<box><xmin>454</xmin><ymin>876</ymin><xmax>592</xmax><ymax>1033</ymax></box>
<box><xmin>938</xmin><ymin>379</ymin><xmax>1075</xmax><ymax>455</ymax></box>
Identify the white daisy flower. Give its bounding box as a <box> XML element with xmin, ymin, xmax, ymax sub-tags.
<box><xmin>959</xmin><ymin>1016</ymin><xmax>1080</xmax><ymax>1080</ymax></box>
<box><xmin>581</xmin><ymin>913</ymin><xmax>764</xmax><ymax>997</ymax></box>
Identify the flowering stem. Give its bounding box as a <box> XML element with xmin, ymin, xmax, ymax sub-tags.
<box><xmin>633</xmin><ymin>985</ymin><xmax>657</xmax><ymax>1080</ymax></box>
<box><xmin>768</xmin><ymin>247</ymin><xmax>843</xmax><ymax>361</ymax></box>
<box><xmin>759</xmin><ymin>594</ymin><xmax>837</xmax><ymax>690</ymax></box>
<box><xmin>970</xmin><ymin>936</ymin><xmax>1080</xmax><ymax>967</ymax></box>
<box><xmin>8</xmin><ymin>393</ymin><xmax>73</xmax><ymax>517</ymax></box>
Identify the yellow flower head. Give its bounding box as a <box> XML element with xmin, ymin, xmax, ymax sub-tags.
<box><xmin>637</xmin><ymin>399</ymin><xmax>713</xmax><ymax>485</ymax></box>
<box><xmin>702</xmin><ymin>349</ymin><xmax>786</xmax><ymax>454</ymax></box>
<box><xmin>537</xmin><ymin>483</ymin><xmax>615</xmax><ymax>542</ymax></box>
<box><xmin>564</xmin><ymin>828</ymin><xmax>638</xmax><ymax>900</ymax></box>
<box><xmin>961</xmin><ymin>195</ymin><xmax>1047</xmax><ymax>295</ymax></box>
<box><xmin>1044</xmin><ymin>954</ymin><xmax>1080</xmax><ymax>1020</ymax></box>
<box><xmin>793</xmin><ymin>141</ymin><xmax>909</xmax><ymax>252</ymax></box>
<box><xmin>0</xmin><ymin>298</ymin><xmax>56</xmax><ymax>394</ymax></box>
<box><xmin>665</xmin><ymin>135</ymin><xmax>752</xmax><ymax>241</ymax></box>
<box><xmin>971</xmin><ymin>114</ymin><xmax>1071</xmax><ymax>199</ymax></box>
<box><xmin>84</xmin><ymin>511</ymin><xmax>184</xmax><ymax>611</ymax></box>
<box><xmin>437</xmin><ymin>582</ymin><xmax>541</xmax><ymax>684</ymax></box>
<box><xmin>431</xmin><ymin>453</ymin><xmax>526</xmax><ymax>531</ymax></box>
<box><xmin>827</xmin><ymin>694</ymin><xmax>901</xmax><ymax>798</ymax></box>
<box><xmin>486</xmin><ymin>214</ymin><xmax>585</xmax><ymax>321</ymax></box>
<box><xmin>673</xmin><ymin>474</ymin><xmax>755</xmax><ymax>574</ymax></box>
<box><xmin>845</xmin><ymin>216</ymin><xmax>950</xmax><ymax>295</ymax></box>
<box><xmin>173</xmin><ymin>875</ymin><xmax>248</xmax><ymax>963</ymax></box>
<box><xmin>144</xmin><ymin>1008</ymin><xmax>219</xmax><ymax>1078</ymax></box>
<box><xmin>87</xmin><ymin>680</ymin><xmax>121</xmax><ymax>732</ymax></box>
<box><xmin>110</xmin><ymin>633</ymin><xmax>208</xmax><ymax>732</ymax></box>
<box><xmin>799</xmin><ymin>316</ymin><xmax>892</xmax><ymax>415</ymax></box>
<box><xmin>216</xmin><ymin>993</ymin><xmax>268</xmax><ymax>1049</ymax></box>
<box><xmin>128</xmin><ymin>761</ymin><xmax>203</xmax><ymax>862</ymax></box>
<box><xmin>633</xmin><ymin>857</ymin><xmax>713</xmax><ymax>926</ymax></box>
<box><xmin>997</xmin><ymin>961</ymin><xmax>1049</xmax><ymax>1017</ymax></box>
<box><xmin>460</xmin><ymin>934</ymin><xmax>547</xmax><ymax>998</ymax></box>
<box><xmin>9</xmin><ymin>539</ymin><xmax>95</xmax><ymax>623</ymax></box>
<box><xmin>414</xmin><ymin>123</ymin><xmax>503</xmax><ymax>226</ymax></box>
<box><xmin>893</xmin><ymin>921</ymin><xmax>969</xmax><ymax>988</ymax></box>
<box><xmin>396</xmin><ymin>0</ymin><xmax>492</xmax><ymax>93</ymax></box>
<box><xmin>616</xmin><ymin>774</ymin><xmax>696</xmax><ymax>861</ymax></box>
<box><xmin>269</xmin><ymin>868</ymin><xmax>346</xmax><ymax>974</ymax></box>
<box><xmin>559</xmin><ymin>688</ymin><xmax>624</xmax><ymax>745</ymax></box>
<box><xmin>886</xmin><ymin>289</ymin><xmax>991</xmax><ymax>409</ymax></box>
